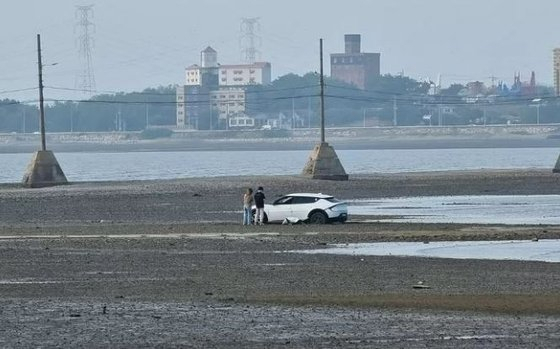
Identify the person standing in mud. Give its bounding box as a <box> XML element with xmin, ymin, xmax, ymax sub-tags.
<box><xmin>253</xmin><ymin>186</ymin><xmax>266</xmax><ymax>225</ymax></box>
<box><xmin>242</xmin><ymin>188</ymin><xmax>254</xmax><ymax>225</ymax></box>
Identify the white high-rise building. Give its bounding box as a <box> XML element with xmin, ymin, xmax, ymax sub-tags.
<box><xmin>177</xmin><ymin>46</ymin><xmax>271</xmax><ymax>129</ymax></box>
<box><xmin>218</xmin><ymin>62</ymin><xmax>271</xmax><ymax>86</ymax></box>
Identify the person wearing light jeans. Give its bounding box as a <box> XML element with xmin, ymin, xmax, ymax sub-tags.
<box><xmin>242</xmin><ymin>188</ymin><xmax>254</xmax><ymax>225</ymax></box>
<box><xmin>253</xmin><ymin>186</ymin><xmax>266</xmax><ymax>225</ymax></box>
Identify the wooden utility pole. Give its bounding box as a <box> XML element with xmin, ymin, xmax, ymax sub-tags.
<box><xmin>23</xmin><ymin>34</ymin><xmax>68</xmax><ymax>187</ymax></box>
<box><xmin>319</xmin><ymin>38</ymin><xmax>325</xmax><ymax>143</ymax></box>
<box><xmin>37</xmin><ymin>34</ymin><xmax>46</xmax><ymax>151</ymax></box>
<box><xmin>301</xmin><ymin>38</ymin><xmax>348</xmax><ymax>181</ymax></box>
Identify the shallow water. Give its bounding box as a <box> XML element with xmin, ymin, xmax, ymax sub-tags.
<box><xmin>2</xmin><ymin>147</ymin><xmax>558</xmax><ymax>183</ymax></box>
<box><xmin>348</xmin><ymin>195</ymin><xmax>560</xmax><ymax>225</ymax></box>
<box><xmin>296</xmin><ymin>239</ymin><xmax>560</xmax><ymax>263</ymax></box>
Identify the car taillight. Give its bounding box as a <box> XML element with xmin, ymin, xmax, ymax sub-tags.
<box><xmin>328</xmin><ymin>203</ymin><xmax>347</xmax><ymax>211</ymax></box>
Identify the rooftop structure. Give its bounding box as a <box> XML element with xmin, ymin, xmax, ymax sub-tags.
<box><xmin>330</xmin><ymin>34</ymin><xmax>380</xmax><ymax>90</ymax></box>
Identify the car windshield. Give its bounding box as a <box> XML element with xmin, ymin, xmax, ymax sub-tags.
<box><xmin>326</xmin><ymin>198</ymin><xmax>339</xmax><ymax>203</ymax></box>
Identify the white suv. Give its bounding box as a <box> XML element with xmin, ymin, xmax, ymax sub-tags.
<box><xmin>253</xmin><ymin>193</ymin><xmax>348</xmax><ymax>224</ymax></box>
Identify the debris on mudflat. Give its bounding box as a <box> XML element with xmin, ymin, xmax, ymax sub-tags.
<box><xmin>412</xmin><ymin>281</ymin><xmax>431</xmax><ymax>289</ymax></box>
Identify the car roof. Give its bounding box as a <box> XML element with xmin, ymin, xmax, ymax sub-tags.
<box><xmin>285</xmin><ymin>193</ymin><xmax>334</xmax><ymax>199</ymax></box>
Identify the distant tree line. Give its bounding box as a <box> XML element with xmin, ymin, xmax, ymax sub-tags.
<box><xmin>0</xmin><ymin>74</ymin><xmax>559</xmax><ymax>133</ymax></box>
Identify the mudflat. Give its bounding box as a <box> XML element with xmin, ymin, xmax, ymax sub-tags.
<box><xmin>0</xmin><ymin>170</ymin><xmax>559</xmax><ymax>348</ymax></box>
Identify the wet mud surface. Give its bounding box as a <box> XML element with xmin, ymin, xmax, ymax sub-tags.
<box><xmin>1</xmin><ymin>170</ymin><xmax>559</xmax><ymax>348</ymax></box>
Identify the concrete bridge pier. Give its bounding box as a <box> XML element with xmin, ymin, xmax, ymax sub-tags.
<box><xmin>22</xmin><ymin>150</ymin><xmax>68</xmax><ymax>188</ymax></box>
<box><xmin>554</xmin><ymin>154</ymin><xmax>560</xmax><ymax>173</ymax></box>
<box><xmin>301</xmin><ymin>142</ymin><xmax>348</xmax><ymax>181</ymax></box>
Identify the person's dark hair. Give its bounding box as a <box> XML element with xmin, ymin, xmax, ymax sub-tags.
<box><xmin>247</xmin><ymin>188</ymin><xmax>253</xmax><ymax>194</ymax></box>
<box><xmin>257</xmin><ymin>186</ymin><xmax>263</xmax><ymax>191</ymax></box>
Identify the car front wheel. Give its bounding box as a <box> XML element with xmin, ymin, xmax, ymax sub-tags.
<box><xmin>251</xmin><ymin>209</ymin><xmax>268</xmax><ymax>224</ymax></box>
<box><xmin>308</xmin><ymin>211</ymin><xmax>327</xmax><ymax>224</ymax></box>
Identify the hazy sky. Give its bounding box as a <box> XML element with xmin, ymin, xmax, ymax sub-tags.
<box><xmin>1</xmin><ymin>0</ymin><xmax>559</xmax><ymax>102</ymax></box>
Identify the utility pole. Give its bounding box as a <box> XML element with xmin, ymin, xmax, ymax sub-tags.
<box><xmin>393</xmin><ymin>96</ymin><xmax>398</xmax><ymax>127</ymax></box>
<box><xmin>319</xmin><ymin>38</ymin><xmax>325</xmax><ymax>143</ymax></box>
<box><xmin>22</xmin><ymin>107</ymin><xmax>26</xmax><ymax>133</ymax></box>
<box><xmin>70</xmin><ymin>104</ymin><xmax>74</xmax><ymax>132</ymax></box>
<box><xmin>301</xmin><ymin>38</ymin><xmax>347</xmax><ymax>180</ymax></box>
<box><xmin>22</xmin><ymin>34</ymin><xmax>68</xmax><ymax>187</ymax></box>
<box><xmin>209</xmin><ymin>102</ymin><xmax>213</xmax><ymax>131</ymax></box>
<box><xmin>292</xmin><ymin>97</ymin><xmax>295</xmax><ymax>129</ymax></box>
<box><xmin>307</xmin><ymin>96</ymin><xmax>311</xmax><ymax>129</ymax></box>
<box><xmin>37</xmin><ymin>34</ymin><xmax>46</xmax><ymax>151</ymax></box>
<box><xmin>145</xmin><ymin>103</ymin><xmax>149</xmax><ymax>129</ymax></box>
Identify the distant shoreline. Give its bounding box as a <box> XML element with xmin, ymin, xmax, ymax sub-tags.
<box><xmin>2</xmin><ymin>134</ymin><xmax>560</xmax><ymax>154</ymax></box>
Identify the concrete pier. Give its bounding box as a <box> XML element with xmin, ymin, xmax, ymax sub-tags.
<box><xmin>22</xmin><ymin>150</ymin><xmax>68</xmax><ymax>188</ymax></box>
<box><xmin>301</xmin><ymin>142</ymin><xmax>348</xmax><ymax>180</ymax></box>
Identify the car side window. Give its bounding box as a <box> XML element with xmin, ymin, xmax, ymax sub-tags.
<box><xmin>273</xmin><ymin>196</ymin><xmax>293</xmax><ymax>205</ymax></box>
<box><xmin>291</xmin><ymin>197</ymin><xmax>317</xmax><ymax>204</ymax></box>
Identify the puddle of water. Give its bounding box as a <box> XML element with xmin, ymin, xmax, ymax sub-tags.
<box><xmin>348</xmin><ymin>195</ymin><xmax>560</xmax><ymax>225</ymax></box>
<box><xmin>295</xmin><ymin>239</ymin><xmax>560</xmax><ymax>263</ymax></box>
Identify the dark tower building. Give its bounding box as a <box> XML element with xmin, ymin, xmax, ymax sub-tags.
<box><xmin>330</xmin><ymin>34</ymin><xmax>380</xmax><ymax>89</ymax></box>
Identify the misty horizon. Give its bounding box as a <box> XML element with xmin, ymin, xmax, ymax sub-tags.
<box><xmin>1</xmin><ymin>0</ymin><xmax>559</xmax><ymax>102</ymax></box>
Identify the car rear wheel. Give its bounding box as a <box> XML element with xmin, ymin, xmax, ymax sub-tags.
<box><xmin>308</xmin><ymin>211</ymin><xmax>327</xmax><ymax>224</ymax></box>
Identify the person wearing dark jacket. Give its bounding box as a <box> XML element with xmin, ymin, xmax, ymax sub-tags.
<box><xmin>253</xmin><ymin>186</ymin><xmax>266</xmax><ymax>225</ymax></box>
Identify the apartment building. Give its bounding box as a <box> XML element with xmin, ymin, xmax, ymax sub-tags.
<box><xmin>177</xmin><ymin>46</ymin><xmax>271</xmax><ymax>129</ymax></box>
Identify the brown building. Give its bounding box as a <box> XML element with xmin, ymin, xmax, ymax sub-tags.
<box><xmin>330</xmin><ymin>34</ymin><xmax>380</xmax><ymax>89</ymax></box>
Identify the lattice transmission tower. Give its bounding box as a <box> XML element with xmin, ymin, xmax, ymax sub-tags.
<box><xmin>240</xmin><ymin>18</ymin><xmax>261</xmax><ymax>63</ymax></box>
<box><xmin>75</xmin><ymin>5</ymin><xmax>96</xmax><ymax>94</ymax></box>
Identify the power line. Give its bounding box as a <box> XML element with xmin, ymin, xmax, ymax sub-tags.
<box><xmin>0</xmin><ymin>87</ymin><xmax>37</xmax><ymax>96</ymax></box>
<box><xmin>43</xmin><ymin>84</ymin><xmax>319</xmax><ymax>97</ymax></box>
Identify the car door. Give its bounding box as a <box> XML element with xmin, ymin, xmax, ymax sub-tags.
<box><xmin>290</xmin><ymin>196</ymin><xmax>318</xmax><ymax>221</ymax></box>
<box><xmin>267</xmin><ymin>196</ymin><xmax>294</xmax><ymax>222</ymax></box>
